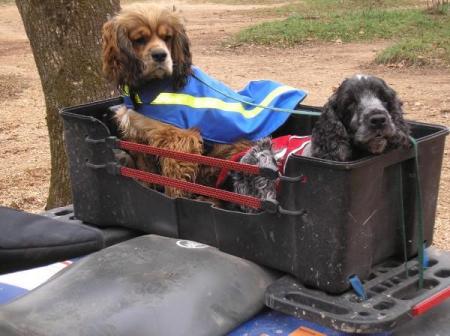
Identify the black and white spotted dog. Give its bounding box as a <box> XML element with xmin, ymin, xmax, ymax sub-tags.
<box><xmin>231</xmin><ymin>138</ymin><xmax>278</xmax><ymax>213</ymax></box>
<box><xmin>233</xmin><ymin>75</ymin><xmax>411</xmax><ymax>213</ymax></box>
<box><xmin>310</xmin><ymin>74</ymin><xmax>410</xmax><ymax>161</ymax></box>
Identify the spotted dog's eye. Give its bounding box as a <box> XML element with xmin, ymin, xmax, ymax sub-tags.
<box><xmin>133</xmin><ymin>37</ymin><xmax>147</xmax><ymax>46</ymax></box>
<box><xmin>346</xmin><ymin>102</ymin><xmax>356</xmax><ymax>111</ymax></box>
<box><xmin>380</xmin><ymin>99</ymin><xmax>389</xmax><ymax>108</ymax></box>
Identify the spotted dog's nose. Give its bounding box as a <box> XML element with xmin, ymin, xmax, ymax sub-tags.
<box><xmin>369</xmin><ymin>112</ymin><xmax>387</xmax><ymax>129</ymax></box>
<box><xmin>151</xmin><ymin>49</ymin><xmax>167</xmax><ymax>63</ymax></box>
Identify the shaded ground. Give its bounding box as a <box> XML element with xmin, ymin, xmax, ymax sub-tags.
<box><xmin>0</xmin><ymin>1</ymin><xmax>448</xmax><ymax>249</ymax></box>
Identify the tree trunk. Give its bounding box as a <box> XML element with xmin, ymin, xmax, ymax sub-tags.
<box><xmin>15</xmin><ymin>0</ymin><xmax>121</xmax><ymax>209</ymax></box>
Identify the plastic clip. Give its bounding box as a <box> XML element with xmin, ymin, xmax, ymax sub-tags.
<box><xmin>105</xmin><ymin>136</ymin><xmax>119</xmax><ymax>149</ymax></box>
<box><xmin>85</xmin><ymin>162</ymin><xmax>106</xmax><ymax>169</ymax></box>
<box><xmin>279</xmin><ymin>174</ymin><xmax>304</xmax><ymax>183</ymax></box>
<box><xmin>259</xmin><ymin>167</ymin><xmax>279</xmax><ymax>180</ymax></box>
<box><xmin>85</xmin><ymin>161</ymin><xmax>121</xmax><ymax>176</ymax></box>
<box><xmin>261</xmin><ymin>199</ymin><xmax>279</xmax><ymax>214</ymax></box>
<box><xmin>261</xmin><ymin>200</ymin><xmax>305</xmax><ymax>216</ymax></box>
<box><xmin>85</xmin><ymin>137</ymin><xmax>105</xmax><ymax>144</ymax></box>
<box><xmin>349</xmin><ymin>275</ymin><xmax>367</xmax><ymax>300</ymax></box>
<box><xmin>278</xmin><ymin>207</ymin><xmax>306</xmax><ymax>216</ymax></box>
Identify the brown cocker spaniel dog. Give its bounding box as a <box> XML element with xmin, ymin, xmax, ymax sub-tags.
<box><xmin>102</xmin><ymin>4</ymin><xmax>250</xmax><ymax>198</ymax></box>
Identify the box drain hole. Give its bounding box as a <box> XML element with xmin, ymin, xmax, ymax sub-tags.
<box><xmin>392</xmin><ymin>279</ymin><xmax>440</xmax><ymax>300</ymax></box>
<box><xmin>373</xmin><ymin>301</ymin><xmax>396</xmax><ymax>311</ymax></box>
<box><xmin>435</xmin><ymin>269</ymin><xmax>450</xmax><ymax>278</ymax></box>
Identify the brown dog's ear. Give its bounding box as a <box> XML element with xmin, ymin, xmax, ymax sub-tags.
<box><xmin>171</xmin><ymin>23</ymin><xmax>192</xmax><ymax>91</ymax></box>
<box><xmin>102</xmin><ymin>19</ymin><xmax>144</xmax><ymax>88</ymax></box>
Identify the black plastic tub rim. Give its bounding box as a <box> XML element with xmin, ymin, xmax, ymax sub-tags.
<box><xmin>288</xmin><ymin>120</ymin><xmax>448</xmax><ymax>171</ymax></box>
<box><xmin>60</xmin><ymin>98</ymin><xmax>449</xmax><ymax>173</ymax></box>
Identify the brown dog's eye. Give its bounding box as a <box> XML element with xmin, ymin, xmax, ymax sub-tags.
<box><xmin>163</xmin><ymin>35</ymin><xmax>172</xmax><ymax>42</ymax></box>
<box><xmin>133</xmin><ymin>37</ymin><xmax>147</xmax><ymax>46</ymax></box>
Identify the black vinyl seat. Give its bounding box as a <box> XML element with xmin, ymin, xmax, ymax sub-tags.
<box><xmin>0</xmin><ymin>235</ymin><xmax>277</xmax><ymax>336</ymax></box>
<box><xmin>0</xmin><ymin>206</ymin><xmax>139</xmax><ymax>274</ymax></box>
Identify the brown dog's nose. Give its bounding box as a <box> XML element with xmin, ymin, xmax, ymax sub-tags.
<box><xmin>151</xmin><ymin>49</ymin><xmax>167</xmax><ymax>63</ymax></box>
<box><xmin>369</xmin><ymin>113</ymin><xmax>387</xmax><ymax>129</ymax></box>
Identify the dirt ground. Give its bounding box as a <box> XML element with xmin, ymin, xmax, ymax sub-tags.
<box><xmin>0</xmin><ymin>1</ymin><xmax>449</xmax><ymax>249</ymax></box>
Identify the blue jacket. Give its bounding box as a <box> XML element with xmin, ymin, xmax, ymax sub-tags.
<box><xmin>123</xmin><ymin>66</ymin><xmax>307</xmax><ymax>144</ymax></box>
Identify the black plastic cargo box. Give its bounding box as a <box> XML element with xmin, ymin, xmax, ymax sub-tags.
<box><xmin>61</xmin><ymin>97</ymin><xmax>448</xmax><ymax>293</ymax></box>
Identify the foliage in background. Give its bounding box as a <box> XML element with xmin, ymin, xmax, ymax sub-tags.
<box><xmin>275</xmin><ymin>0</ymin><xmax>421</xmax><ymax>15</ymax></box>
<box><xmin>427</xmin><ymin>0</ymin><xmax>449</xmax><ymax>14</ymax></box>
<box><xmin>234</xmin><ymin>0</ymin><xmax>450</xmax><ymax>66</ymax></box>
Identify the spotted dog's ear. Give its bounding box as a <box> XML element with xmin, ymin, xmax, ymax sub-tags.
<box><xmin>239</xmin><ymin>146</ymin><xmax>260</xmax><ymax>166</ymax></box>
<box><xmin>311</xmin><ymin>94</ymin><xmax>352</xmax><ymax>161</ymax></box>
<box><xmin>170</xmin><ymin>18</ymin><xmax>192</xmax><ymax>91</ymax></box>
<box><xmin>257</xmin><ymin>137</ymin><xmax>273</xmax><ymax>151</ymax></box>
<box><xmin>102</xmin><ymin>18</ymin><xmax>144</xmax><ymax>88</ymax></box>
<box><xmin>380</xmin><ymin>80</ymin><xmax>411</xmax><ymax>149</ymax></box>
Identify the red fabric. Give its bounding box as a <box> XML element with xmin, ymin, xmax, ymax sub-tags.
<box><xmin>216</xmin><ymin>135</ymin><xmax>311</xmax><ymax>187</ymax></box>
<box><xmin>272</xmin><ymin>135</ymin><xmax>311</xmax><ymax>173</ymax></box>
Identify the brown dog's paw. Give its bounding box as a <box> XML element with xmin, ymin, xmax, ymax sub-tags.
<box><xmin>113</xmin><ymin>149</ymin><xmax>136</xmax><ymax>168</ymax></box>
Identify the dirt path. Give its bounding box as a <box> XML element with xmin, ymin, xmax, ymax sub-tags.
<box><xmin>0</xmin><ymin>2</ymin><xmax>449</xmax><ymax>249</ymax></box>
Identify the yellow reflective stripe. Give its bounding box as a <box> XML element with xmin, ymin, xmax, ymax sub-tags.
<box><xmin>122</xmin><ymin>85</ymin><xmax>142</xmax><ymax>104</ymax></box>
<box><xmin>150</xmin><ymin>85</ymin><xmax>296</xmax><ymax>119</ymax></box>
<box><xmin>122</xmin><ymin>85</ymin><xmax>143</xmax><ymax>104</ymax></box>
<box><xmin>134</xmin><ymin>94</ymin><xmax>143</xmax><ymax>104</ymax></box>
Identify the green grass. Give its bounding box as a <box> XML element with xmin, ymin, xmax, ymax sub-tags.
<box><xmin>376</xmin><ymin>39</ymin><xmax>431</xmax><ymax>65</ymax></box>
<box><xmin>237</xmin><ymin>9</ymin><xmax>435</xmax><ymax>44</ymax></box>
<box><xmin>233</xmin><ymin>2</ymin><xmax>450</xmax><ymax>66</ymax></box>
<box><xmin>376</xmin><ymin>27</ymin><xmax>450</xmax><ymax>65</ymax></box>
<box><xmin>275</xmin><ymin>0</ymin><xmax>421</xmax><ymax>16</ymax></box>
<box><xmin>376</xmin><ymin>5</ymin><xmax>450</xmax><ymax>65</ymax></box>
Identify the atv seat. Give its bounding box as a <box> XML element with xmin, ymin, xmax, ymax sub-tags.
<box><xmin>0</xmin><ymin>235</ymin><xmax>278</xmax><ymax>336</ymax></box>
<box><xmin>0</xmin><ymin>206</ymin><xmax>138</xmax><ymax>274</ymax></box>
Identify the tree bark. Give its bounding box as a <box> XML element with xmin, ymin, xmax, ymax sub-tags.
<box><xmin>15</xmin><ymin>0</ymin><xmax>121</xmax><ymax>209</ymax></box>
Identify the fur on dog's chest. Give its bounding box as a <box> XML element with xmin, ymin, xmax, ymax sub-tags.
<box><xmin>123</xmin><ymin>66</ymin><xmax>306</xmax><ymax>144</ymax></box>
